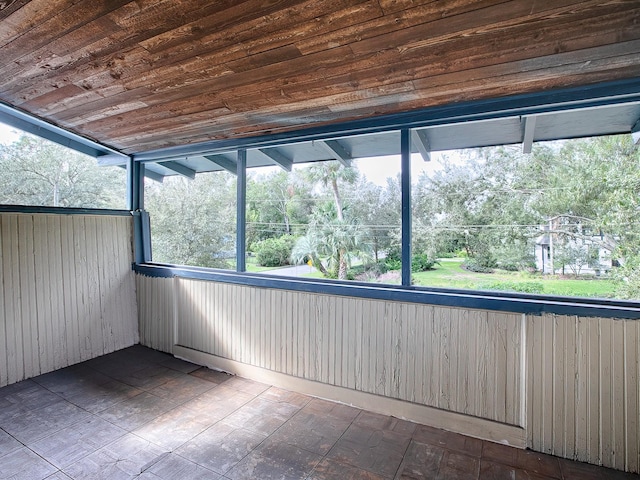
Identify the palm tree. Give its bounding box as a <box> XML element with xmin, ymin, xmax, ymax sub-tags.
<box><xmin>292</xmin><ymin>202</ymin><xmax>371</xmax><ymax>280</ymax></box>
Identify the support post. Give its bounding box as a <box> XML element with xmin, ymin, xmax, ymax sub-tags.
<box><xmin>128</xmin><ymin>159</ymin><xmax>151</xmax><ymax>263</ymax></box>
<box><xmin>401</xmin><ymin>129</ymin><xmax>412</xmax><ymax>286</ymax></box>
<box><xmin>236</xmin><ymin>149</ymin><xmax>247</xmax><ymax>272</ymax></box>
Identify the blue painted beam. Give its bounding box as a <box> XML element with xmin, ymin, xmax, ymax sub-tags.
<box><xmin>158</xmin><ymin>160</ymin><xmax>196</xmax><ymax>179</ymax></box>
<box><xmin>236</xmin><ymin>149</ymin><xmax>247</xmax><ymax>272</ymax></box>
<box><xmin>401</xmin><ymin>128</ymin><xmax>412</xmax><ymax>287</ymax></box>
<box><xmin>258</xmin><ymin>148</ymin><xmax>293</xmax><ymax>171</ymax></box>
<box><xmin>411</xmin><ymin>129</ymin><xmax>431</xmax><ymax>162</ymax></box>
<box><xmin>522</xmin><ymin>115</ymin><xmax>537</xmax><ymax>153</ymax></box>
<box><xmin>0</xmin><ymin>102</ymin><xmax>127</xmax><ymax>161</ymax></box>
<box><xmin>203</xmin><ymin>154</ymin><xmax>237</xmax><ymax>174</ymax></box>
<box><xmin>318</xmin><ymin>139</ymin><xmax>352</xmax><ymax>167</ymax></box>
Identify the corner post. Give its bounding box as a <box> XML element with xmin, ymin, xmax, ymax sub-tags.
<box><xmin>401</xmin><ymin>128</ymin><xmax>412</xmax><ymax>286</ymax></box>
<box><xmin>236</xmin><ymin>149</ymin><xmax>247</xmax><ymax>272</ymax></box>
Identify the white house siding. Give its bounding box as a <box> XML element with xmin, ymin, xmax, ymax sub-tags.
<box><xmin>0</xmin><ymin>212</ymin><xmax>139</xmax><ymax>387</ymax></box>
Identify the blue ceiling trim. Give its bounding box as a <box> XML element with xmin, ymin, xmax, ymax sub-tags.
<box><xmin>132</xmin><ymin>78</ymin><xmax>640</xmax><ymax>162</ymax></box>
<box><xmin>134</xmin><ymin>263</ymin><xmax>640</xmax><ymax>320</ymax></box>
<box><xmin>0</xmin><ymin>102</ymin><xmax>128</xmax><ymax>161</ymax></box>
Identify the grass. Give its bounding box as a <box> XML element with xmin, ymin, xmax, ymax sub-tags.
<box><xmin>412</xmin><ymin>258</ymin><xmax>616</xmax><ymax>298</ymax></box>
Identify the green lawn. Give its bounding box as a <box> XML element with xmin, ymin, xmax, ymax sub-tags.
<box><xmin>412</xmin><ymin>258</ymin><xmax>616</xmax><ymax>298</ymax></box>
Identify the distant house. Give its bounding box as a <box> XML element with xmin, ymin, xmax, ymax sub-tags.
<box><xmin>535</xmin><ymin>230</ymin><xmax>612</xmax><ymax>276</ymax></box>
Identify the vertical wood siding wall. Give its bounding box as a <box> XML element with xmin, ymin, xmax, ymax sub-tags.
<box><xmin>139</xmin><ymin>276</ymin><xmax>523</xmax><ymax>426</ymax></box>
<box><xmin>137</xmin><ymin>274</ymin><xmax>640</xmax><ymax>472</ymax></box>
<box><xmin>0</xmin><ymin>213</ymin><xmax>138</xmax><ymax>387</ymax></box>
<box><xmin>527</xmin><ymin>314</ymin><xmax>640</xmax><ymax>473</ymax></box>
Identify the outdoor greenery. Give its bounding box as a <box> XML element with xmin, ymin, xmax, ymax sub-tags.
<box><xmin>2</xmin><ymin>131</ymin><xmax>639</xmax><ymax>299</ymax></box>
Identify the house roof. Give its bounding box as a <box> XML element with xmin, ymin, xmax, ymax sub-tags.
<box><xmin>1</xmin><ymin>0</ymin><xmax>640</xmax><ymax>167</ymax></box>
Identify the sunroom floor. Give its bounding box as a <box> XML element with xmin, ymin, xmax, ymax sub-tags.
<box><xmin>0</xmin><ymin>345</ymin><xmax>634</xmax><ymax>479</ymax></box>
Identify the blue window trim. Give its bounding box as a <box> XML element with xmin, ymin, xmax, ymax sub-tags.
<box><xmin>134</xmin><ymin>263</ymin><xmax>640</xmax><ymax>319</ymax></box>
<box><xmin>132</xmin><ymin>78</ymin><xmax>640</xmax><ymax>320</ymax></box>
<box><xmin>0</xmin><ymin>204</ymin><xmax>131</xmax><ymax>216</ymax></box>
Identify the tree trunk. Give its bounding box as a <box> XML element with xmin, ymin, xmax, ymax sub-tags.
<box><xmin>331</xmin><ymin>178</ymin><xmax>344</xmax><ymax>221</ymax></box>
<box><xmin>338</xmin><ymin>249</ymin><xmax>348</xmax><ymax>280</ymax></box>
<box><xmin>312</xmin><ymin>254</ymin><xmax>330</xmax><ymax>277</ymax></box>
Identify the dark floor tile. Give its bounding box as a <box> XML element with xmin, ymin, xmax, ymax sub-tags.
<box><xmin>110</xmin><ymin>364</ymin><xmax>183</xmax><ymax>390</ymax></box>
<box><xmin>226</xmin><ymin>441</ymin><xmax>321</xmax><ymax>480</ymax></box>
<box><xmin>138</xmin><ymin>452</ymin><xmax>221</xmax><ymax>479</ymax></box>
<box><xmin>65</xmin><ymin>379</ymin><xmax>143</xmax><ymax>413</ymax></box>
<box><xmin>223</xmin><ymin>376</ymin><xmax>270</xmax><ymax>396</ymax></box>
<box><xmin>96</xmin><ymin>391</ymin><xmax>179</xmax><ymax>431</ymax></box>
<box><xmin>176</xmin><ymin>421</ymin><xmax>267</xmax><ymax>474</ymax></box>
<box><xmin>189</xmin><ymin>367</ymin><xmax>233</xmax><ymax>385</ymax></box>
<box><xmin>30</xmin><ymin>416</ymin><xmax>126</xmax><ymax>469</ymax></box>
<box><xmin>483</xmin><ymin>441</ymin><xmax>560</xmax><ymax>478</ymax></box>
<box><xmin>62</xmin><ymin>433</ymin><xmax>166</xmax><ymax>480</ymax></box>
<box><xmin>301</xmin><ymin>398</ymin><xmax>361</xmax><ymax>422</ymax></box>
<box><xmin>0</xmin><ymin>427</ymin><xmax>22</xmax><ymax>456</ymax></box>
<box><xmin>327</xmin><ymin>423</ymin><xmax>412</xmax><ymax>478</ymax></box>
<box><xmin>159</xmin><ymin>356</ymin><xmax>201</xmax><ymax>374</ymax></box>
<box><xmin>480</xmin><ymin>459</ymin><xmax>556</xmax><ymax>479</ymax></box>
<box><xmin>413</xmin><ymin>424</ymin><xmax>483</xmax><ymax>457</ymax></box>
<box><xmin>309</xmin><ymin>458</ymin><xmax>387</xmax><ymax>480</ymax></box>
<box><xmin>32</xmin><ymin>364</ymin><xmax>111</xmax><ymax>398</ymax></box>
<box><xmin>0</xmin><ymin>446</ymin><xmax>57</xmax><ymax>480</ymax></box>
<box><xmin>133</xmin><ymin>404</ymin><xmax>219</xmax><ymax>450</ymax></box>
<box><xmin>182</xmin><ymin>385</ymin><xmax>254</xmax><ymax>422</ymax></box>
<box><xmin>354</xmin><ymin>411</ymin><xmax>417</xmax><ymax>436</ymax></box>
<box><xmin>45</xmin><ymin>472</ymin><xmax>74</xmax><ymax>479</ymax></box>
<box><xmin>267</xmin><ymin>409</ymin><xmax>352</xmax><ymax>455</ymax></box>
<box><xmin>260</xmin><ymin>386</ymin><xmax>310</xmax><ymax>408</ymax></box>
<box><xmin>435</xmin><ymin>450</ymin><xmax>480</xmax><ymax>480</ymax></box>
<box><xmin>148</xmin><ymin>373</ymin><xmax>216</xmax><ymax>404</ymax></box>
<box><xmin>224</xmin><ymin>396</ymin><xmax>300</xmax><ymax>436</ymax></box>
<box><xmin>1</xmin><ymin>399</ymin><xmax>92</xmax><ymax>444</ymax></box>
<box><xmin>558</xmin><ymin>457</ymin><xmax>639</xmax><ymax>479</ymax></box>
<box><xmin>395</xmin><ymin>441</ymin><xmax>444</xmax><ymax>479</ymax></box>
<box><xmin>0</xmin><ymin>380</ymin><xmax>63</xmax><ymax>421</ymax></box>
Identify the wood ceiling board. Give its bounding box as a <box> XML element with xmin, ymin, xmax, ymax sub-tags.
<box><xmin>1</xmin><ymin>0</ymin><xmax>640</xmax><ymax>155</ymax></box>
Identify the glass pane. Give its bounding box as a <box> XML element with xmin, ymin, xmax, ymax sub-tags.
<box><xmin>247</xmin><ymin>133</ymin><xmax>401</xmax><ymax>284</ymax></box>
<box><xmin>0</xmin><ymin>124</ymin><xmax>126</xmax><ymax>209</ymax></box>
<box><xmin>145</xmin><ymin>170</ymin><xmax>237</xmax><ymax>269</ymax></box>
<box><xmin>412</xmin><ymin>134</ymin><xmax>639</xmax><ymax>300</ymax></box>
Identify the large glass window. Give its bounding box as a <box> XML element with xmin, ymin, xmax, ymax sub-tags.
<box><xmin>0</xmin><ymin>123</ymin><xmax>126</xmax><ymax>209</ymax></box>
<box><xmin>145</xmin><ymin>170</ymin><xmax>237</xmax><ymax>269</ymax></box>
<box><xmin>411</xmin><ymin>134</ymin><xmax>639</xmax><ymax>300</ymax></box>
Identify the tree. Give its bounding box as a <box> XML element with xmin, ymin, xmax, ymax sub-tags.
<box><xmin>0</xmin><ymin>134</ymin><xmax>126</xmax><ymax>208</ymax></box>
<box><xmin>145</xmin><ymin>172</ymin><xmax>237</xmax><ymax>268</ymax></box>
<box><xmin>291</xmin><ymin>202</ymin><xmax>371</xmax><ymax>279</ymax></box>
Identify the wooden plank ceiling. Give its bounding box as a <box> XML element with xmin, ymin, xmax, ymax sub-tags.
<box><xmin>1</xmin><ymin>0</ymin><xmax>639</xmax><ymax>155</ymax></box>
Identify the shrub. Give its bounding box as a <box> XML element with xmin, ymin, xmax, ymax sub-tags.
<box><xmin>348</xmin><ymin>261</ymin><xmax>389</xmax><ymax>281</ymax></box>
<box><xmin>482</xmin><ymin>281</ymin><xmax>544</xmax><ymax>294</ymax></box>
<box><xmin>254</xmin><ymin>235</ymin><xmax>296</xmax><ymax>267</ymax></box>
<box><xmin>411</xmin><ymin>253</ymin><xmax>437</xmax><ymax>272</ymax></box>
<box><xmin>462</xmin><ymin>258</ymin><xmax>494</xmax><ymax>273</ymax></box>
<box><xmin>385</xmin><ymin>258</ymin><xmax>402</xmax><ymax>271</ymax></box>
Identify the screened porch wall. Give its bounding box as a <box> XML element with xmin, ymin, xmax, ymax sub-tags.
<box><xmin>136</xmin><ymin>274</ymin><xmax>640</xmax><ymax>473</ymax></box>
<box><xmin>0</xmin><ymin>212</ymin><xmax>139</xmax><ymax>388</ymax></box>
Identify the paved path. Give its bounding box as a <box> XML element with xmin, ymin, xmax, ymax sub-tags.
<box><xmin>266</xmin><ymin>264</ymin><xmax>316</xmax><ymax>277</ymax></box>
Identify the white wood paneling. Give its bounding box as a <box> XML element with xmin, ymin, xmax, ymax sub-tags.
<box><xmin>138</xmin><ymin>276</ymin><xmax>523</xmax><ymax>426</ymax></box>
<box><xmin>526</xmin><ymin>314</ymin><xmax>640</xmax><ymax>473</ymax></box>
<box><xmin>0</xmin><ymin>212</ymin><xmax>138</xmax><ymax>387</ymax></box>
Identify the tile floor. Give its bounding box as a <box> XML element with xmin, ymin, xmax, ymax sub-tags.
<box><xmin>0</xmin><ymin>345</ymin><xmax>636</xmax><ymax>479</ymax></box>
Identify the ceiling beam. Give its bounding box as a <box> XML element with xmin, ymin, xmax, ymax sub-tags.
<box><xmin>318</xmin><ymin>140</ymin><xmax>352</xmax><ymax>167</ymax></box>
<box><xmin>522</xmin><ymin>115</ymin><xmax>537</xmax><ymax>153</ymax></box>
<box><xmin>203</xmin><ymin>154</ymin><xmax>237</xmax><ymax>175</ymax></box>
<box><xmin>118</xmin><ymin>164</ymin><xmax>164</xmax><ymax>183</ymax></box>
<box><xmin>258</xmin><ymin>148</ymin><xmax>293</xmax><ymax>171</ymax></box>
<box><xmin>632</xmin><ymin>119</ymin><xmax>640</xmax><ymax>144</ymax></box>
<box><xmin>158</xmin><ymin>160</ymin><xmax>196</xmax><ymax>179</ymax></box>
<box><xmin>411</xmin><ymin>128</ymin><xmax>431</xmax><ymax>162</ymax></box>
